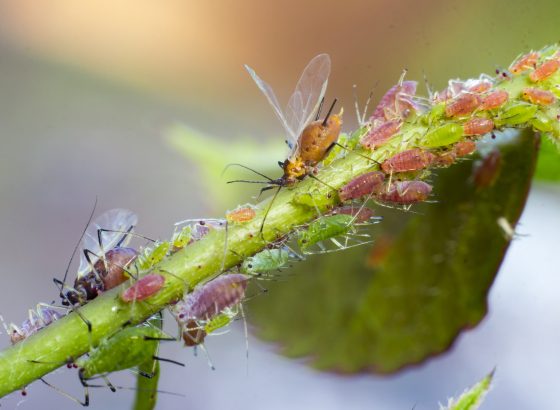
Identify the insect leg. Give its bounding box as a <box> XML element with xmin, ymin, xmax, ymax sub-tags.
<box><xmin>259</xmin><ymin>186</ymin><xmax>282</xmax><ymax>234</ymax></box>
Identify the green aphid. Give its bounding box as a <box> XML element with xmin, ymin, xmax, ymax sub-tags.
<box><xmin>136</xmin><ymin>241</ymin><xmax>171</xmax><ymax>271</ymax></box>
<box><xmin>204</xmin><ymin>312</ymin><xmax>233</xmax><ymax>334</ymax></box>
<box><xmin>241</xmin><ymin>248</ymin><xmax>291</xmax><ymax>275</ymax></box>
<box><xmin>531</xmin><ymin>111</ymin><xmax>555</xmax><ymax>132</ymax></box>
<box><xmin>292</xmin><ymin>190</ymin><xmax>335</xmax><ymax>208</ymax></box>
<box><xmin>422</xmin><ymin>123</ymin><xmax>463</xmax><ymax>148</ymax></box>
<box><xmin>423</xmin><ymin>103</ymin><xmax>446</xmax><ymax>125</ymax></box>
<box><xmin>496</xmin><ymin>101</ymin><xmax>538</xmax><ymax>126</ymax></box>
<box><xmin>298</xmin><ymin>214</ymin><xmax>354</xmax><ymax>251</ymax></box>
<box><xmin>172</xmin><ymin>225</ymin><xmax>193</xmax><ymax>251</ymax></box>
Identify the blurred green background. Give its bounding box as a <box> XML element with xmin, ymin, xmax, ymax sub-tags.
<box><xmin>0</xmin><ymin>0</ymin><xmax>558</xmax><ymax>409</ymax></box>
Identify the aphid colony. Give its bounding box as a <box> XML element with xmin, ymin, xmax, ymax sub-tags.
<box><xmin>6</xmin><ymin>45</ymin><xmax>560</xmax><ymax>405</ymax></box>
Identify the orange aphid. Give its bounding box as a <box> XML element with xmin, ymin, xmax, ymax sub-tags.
<box><xmin>463</xmin><ymin>118</ymin><xmax>494</xmax><ymax>136</ymax></box>
<box><xmin>361</xmin><ymin>120</ymin><xmax>401</xmax><ymax>150</ymax></box>
<box><xmin>454</xmin><ymin>140</ymin><xmax>477</xmax><ymax>157</ymax></box>
<box><xmin>226</xmin><ymin>206</ymin><xmax>257</xmax><ymax>223</ymax></box>
<box><xmin>521</xmin><ymin>88</ymin><xmax>556</xmax><ymax>105</ymax></box>
<box><xmin>480</xmin><ymin>90</ymin><xmax>509</xmax><ymax>110</ymax></box>
<box><xmin>445</xmin><ymin>93</ymin><xmax>481</xmax><ymax>117</ymax></box>
<box><xmin>510</xmin><ymin>52</ymin><xmax>539</xmax><ymax>74</ymax></box>
<box><xmin>529</xmin><ymin>59</ymin><xmax>560</xmax><ymax>82</ymax></box>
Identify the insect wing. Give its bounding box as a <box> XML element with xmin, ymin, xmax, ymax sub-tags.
<box><xmin>245</xmin><ymin>64</ymin><xmax>296</xmax><ymax>143</ymax></box>
<box><xmin>77</xmin><ymin>209</ymin><xmax>138</xmax><ymax>277</ymax></box>
<box><xmin>285</xmin><ymin>54</ymin><xmax>331</xmax><ymax>147</ymax></box>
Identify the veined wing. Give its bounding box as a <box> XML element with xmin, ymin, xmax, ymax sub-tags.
<box><xmin>245</xmin><ymin>64</ymin><xmax>298</xmax><ymax>143</ymax></box>
<box><xmin>285</xmin><ymin>54</ymin><xmax>331</xmax><ymax>145</ymax></box>
<box><xmin>77</xmin><ymin>208</ymin><xmax>138</xmax><ymax>277</ymax></box>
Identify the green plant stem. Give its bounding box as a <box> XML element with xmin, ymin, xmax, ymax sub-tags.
<box><xmin>0</xmin><ymin>44</ymin><xmax>558</xmax><ymax>398</ymax></box>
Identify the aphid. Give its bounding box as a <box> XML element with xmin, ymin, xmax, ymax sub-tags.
<box><xmin>170</xmin><ymin>225</ymin><xmax>193</xmax><ymax>253</ymax></box>
<box><xmin>453</xmin><ymin>140</ymin><xmax>477</xmax><ymax>157</ymax></box>
<box><xmin>226</xmin><ymin>205</ymin><xmax>257</xmax><ymax>224</ymax></box>
<box><xmin>521</xmin><ymin>87</ymin><xmax>556</xmax><ymax>105</ymax></box>
<box><xmin>531</xmin><ymin>110</ymin><xmax>555</xmax><ymax>132</ymax></box>
<box><xmin>445</xmin><ymin>92</ymin><xmax>481</xmax><ymax>117</ymax></box>
<box><xmin>292</xmin><ymin>190</ymin><xmax>335</xmax><ymax>208</ymax></box>
<box><xmin>135</xmin><ymin>241</ymin><xmax>171</xmax><ymax>271</ymax></box>
<box><xmin>73</xmin><ymin>325</ymin><xmax>180</xmax><ymax>406</ymax></box>
<box><xmin>173</xmin><ymin>274</ymin><xmax>250</xmax><ymax>321</ymax></box>
<box><xmin>480</xmin><ymin>90</ymin><xmax>509</xmax><ymax>110</ymax></box>
<box><xmin>370</xmin><ymin>77</ymin><xmax>418</xmax><ymax>124</ymax></box>
<box><xmin>381</xmin><ymin>149</ymin><xmax>436</xmax><ymax>173</ymax></box>
<box><xmin>473</xmin><ymin>150</ymin><xmax>502</xmax><ymax>188</ymax></box>
<box><xmin>2</xmin><ymin>304</ymin><xmax>65</xmax><ymax>344</ymax></box>
<box><xmin>297</xmin><ymin>214</ymin><xmax>354</xmax><ymax>252</ymax></box>
<box><xmin>338</xmin><ymin>171</ymin><xmax>385</xmax><ymax>201</ymax></box>
<box><xmin>329</xmin><ymin>205</ymin><xmax>376</xmax><ymax>223</ymax></box>
<box><xmin>529</xmin><ymin>59</ymin><xmax>560</xmax><ymax>82</ymax></box>
<box><xmin>467</xmin><ymin>79</ymin><xmax>493</xmax><ymax>94</ymax></box>
<box><xmin>376</xmin><ymin>180</ymin><xmax>433</xmax><ymax>204</ymax></box>
<box><xmin>121</xmin><ymin>273</ymin><xmax>166</xmax><ymax>303</ymax></box>
<box><xmin>229</xmin><ymin>54</ymin><xmax>341</xmax><ymax>231</ymax></box>
<box><xmin>55</xmin><ymin>208</ymin><xmax>140</xmax><ymax>307</ymax></box>
<box><xmin>422</xmin><ymin>123</ymin><xmax>463</xmax><ymax>148</ymax></box>
<box><xmin>240</xmin><ymin>248</ymin><xmax>291</xmax><ymax>276</ymax></box>
<box><xmin>497</xmin><ymin>102</ymin><xmax>538</xmax><ymax>126</ymax></box>
<box><xmin>463</xmin><ymin>117</ymin><xmax>494</xmax><ymax>136</ymax></box>
<box><xmin>360</xmin><ymin>120</ymin><xmax>401</xmax><ymax>150</ymax></box>
<box><xmin>509</xmin><ymin>52</ymin><xmax>539</xmax><ymax>74</ymax></box>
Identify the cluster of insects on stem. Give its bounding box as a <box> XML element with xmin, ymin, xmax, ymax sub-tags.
<box><xmin>3</xmin><ymin>44</ymin><xmax>560</xmax><ymax>406</ymax></box>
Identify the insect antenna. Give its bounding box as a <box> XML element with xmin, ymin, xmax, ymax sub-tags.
<box><xmin>315</xmin><ymin>97</ymin><xmax>325</xmax><ymax>121</ymax></box>
<box><xmin>151</xmin><ymin>356</ymin><xmax>186</xmax><ymax>367</ymax></box>
<box><xmin>322</xmin><ymin>98</ymin><xmax>338</xmax><ymax>126</ymax></box>
<box><xmin>222</xmin><ymin>163</ymin><xmax>274</xmax><ymax>182</ymax></box>
<box><xmin>353</xmin><ymin>85</ymin><xmax>375</xmax><ymax>125</ymax></box>
<box><xmin>55</xmin><ymin>197</ymin><xmax>98</xmax><ymax>296</ymax></box>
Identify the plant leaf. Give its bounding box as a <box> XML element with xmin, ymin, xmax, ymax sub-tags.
<box><xmin>249</xmin><ymin>129</ymin><xmax>539</xmax><ymax>373</ymax></box>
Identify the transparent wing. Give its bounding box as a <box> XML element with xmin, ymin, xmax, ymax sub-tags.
<box><xmin>285</xmin><ymin>54</ymin><xmax>331</xmax><ymax>142</ymax></box>
<box><xmin>245</xmin><ymin>64</ymin><xmax>298</xmax><ymax>143</ymax></box>
<box><xmin>77</xmin><ymin>208</ymin><xmax>138</xmax><ymax>277</ymax></box>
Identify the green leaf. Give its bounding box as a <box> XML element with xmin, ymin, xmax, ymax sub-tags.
<box><xmin>442</xmin><ymin>370</ymin><xmax>494</xmax><ymax>410</ymax></box>
<box><xmin>534</xmin><ymin>136</ymin><xmax>560</xmax><ymax>182</ymax></box>
<box><xmin>249</xmin><ymin>129</ymin><xmax>539</xmax><ymax>373</ymax></box>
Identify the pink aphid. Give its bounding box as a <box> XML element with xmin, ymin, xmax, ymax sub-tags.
<box><xmin>6</xmin><ymin>304</ymin><xmax>64</xmax><ymax>344</ymax></box>
<box><xmin>463</xmin><ymin>117</ymin><xmax>494</xmax><ymax>136</ymax></box>
<box><xmin>521</xmin><ymin>87</ymin><xmax>556</xmax><ymax>105</ymax></box>
<box><xmin>377</xmin><ymin>180</ymin><xmax>433</xmax><ymax>204</ymax></box>
<box><xmin>510</xmin><ymin>52</ymin><xmax>539</xmax><ymax>74</ymax></box>
<box><xmin>361</xmin><ymin>120</ymin><xmax>401</xmax><ymax>150</ymax></box>
<box><xmin>381</xmin><ymin>149</ymin><xmax>436</xmax><ymax>173</ymax></box>
<box><xmin>338</xmin><ymin>171</ymin><xmax>385</xmax><ymax>201</ymax></box>
<box><xmin>330</xmin><ymin>205</ymin><xmax>375</xmax><ymax>223</ymax></box>
<box><xmin>529</xmin><ymin>59</ymin><xmax>560</xmax><ymax>82</ymax></box>
<box><xmin>480</xmin><ymin>90</ymin><xmax>509</xmax><ymax>110</ymax></box>
<box><xmin>370</xmin><ymin>80</ymin><xmax>418</xmax><ymax>124</ymax></box>
<box><xmin>454</xmin><ymin>140</ymin><xmax>477</xmax><ymax>157</ymax></box>
<box><xmin>445</xmin><ymin>92</ymin><xmax>481</xmax><ymax>117</ymax></box>
<box><xmin>466</xmin><ymin>78</ymin><xmax>493</xmax><ymax>94</ymax></box>
<box><xmin>121</xmin><ymin>273</ymin><xmax>166</xmax><ymax>303</ymax></box>
<box><xmin>174</xmin><ymin>274</ymin><xmax>249</xmax><ymax>321</ymax></box>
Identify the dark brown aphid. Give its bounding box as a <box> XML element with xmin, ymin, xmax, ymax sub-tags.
<box><xmin>480</xmin><ymin>90</ymin><xmax>509</xmax><ymax>110</ymax></box>
<box><xmin>454</xmin><ymin>140</ymin><xmax>477</xmax><ymax>157</ymax></box>
<box><xmin>121</xmin><ymin>273</ymin><xmax>166</xmax><ymax>303</ymax></box>
<box><xmin>338</xmin><ymin>171</ymin><xmax>385</xmax><ymax>201</ymax></box>
<box><xmin>361</xmin><ymin>120</ymin><xmax>401</xmax><ymax>150</ymax></box>
<box><xmin>182</xmin><ymin>319</ymin><xmax>207</xmax><ymax>347</ymax></box>
<box><xmin>474</xmin><ymin>150</ymin><xmax>502</xmax><ymax>188</ymax></box>
<box><xmin>463</xmin><ymin>118</ymin><xmax>494</xmax><ymax>136</ymax></box>
<box><xmin>510</xmin><ymin>52</ymin><xmax>539</xmax><ymax>74</ymax></box>
<box><xmin>381</xmin><ymin>149</ymin><xmax>436</xmax><ymax>173</ymax></box>
<box><xmin>377</xmin><ymin>180</ymin><xmax>433</xmax><ymax>204</ymax></box>
<box><xmin>529</xmin><ymin>59</ymin><xmax>560</xmax><ymax>82</ymax></box>
<box><xmin>521</xmin><ymin>87</ymin><xmax>556</xmax><ymax>105</ymax></box>
<box><xmin>445</xmin><ymin>92</ymin><xmax>481</xmax><ymax>117</ymax></box>
<box><xmin>330</xmin><ymin>205</ymin><xmax>376</xmax><ymax>223</ymax></box>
